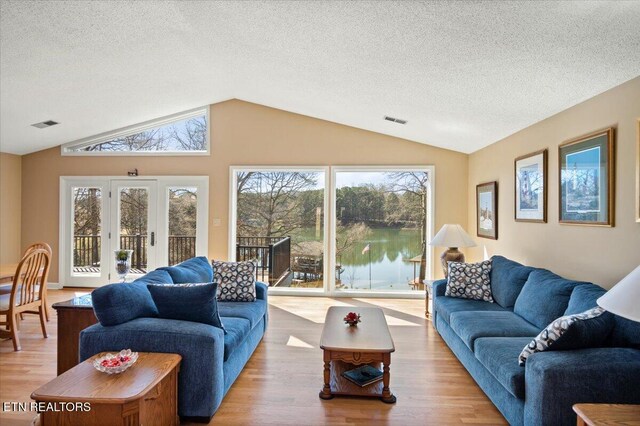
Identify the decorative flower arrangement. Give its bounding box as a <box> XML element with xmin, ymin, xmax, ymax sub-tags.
<box><xmin>93</xmin><ymin>349</ymin><xmax>138</xmax><ymax>374</ymax></box>
<box><xmin>343</xmin><ymin>311</ymin><xmax>361</xmax><ymax>326</ymax></box>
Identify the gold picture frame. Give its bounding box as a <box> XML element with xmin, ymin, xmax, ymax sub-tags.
<box><xmin>636</xmin><ymin>119</ymin><xmax>640</xmax><ymax>222</ymax></box>
<box><xmin>477</xmin><ymin>181</ymin><xmax>498</xmax><ymax>239</ymax></box>
<box><xmin>514</xmin><ymin>149</ymin><xmax>548</xmax><ymax>223</ymax></box>
<box><xmin>558</xmin><ymin>127</ymin><xmax>615</xmax><ymax>227</ymax></box>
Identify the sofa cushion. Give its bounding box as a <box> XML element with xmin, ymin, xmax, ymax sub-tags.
<box><xmin>213</xmin><ymin>260</ymin><xmax>257</xmax><ymax>302</ymax></box>
<box><xmin>449</xmin><ymin>311</ymin><xmax>540</xmax><ymax>351</ymax></box>
<box><xmin>513</xmin><ymin>269</ymin><xmax>583</xmax><ymax>329</ymax></box>
<box><xmin>221</xmin><ymin>317</ymin><xmax>251</xmax><ymax>361</ymax></box>
<box><xmin>435</xmin><ymin>296</ymin><xmax>507</xmax><ymax>324</ymax></box>
<box><xmin>519</xmin><ymin>306</ymin><xmax>613</xmax><ymax>365</ymax></box>
<box><xmin>91</xmin><ymin>282</ymin><xmax>158</xmax><ymax>327</ymax></box>
<box><xmin>474</xmin><ymin>337</ymin><xmax>531</xmax><ymax>399</ymax></box>
<box><xmin>446</xmin><ymin>260</ymin><xmax>493</xmax><ymax>302</ymax></box>
<box><xmin>157</xmin><ymin>256</ymin><xmax>213</xmax><ymax>284</ymax></box>
<box><xmin>218</xmin><ymin>299</ymin><xmax>267</xmax><ymax>329</ymax></box>
<box><xmin>565</xmin><ymin>283</ymin><xmax>606</xmax><ymax>314</ymax></box>
<box><xmin>609</xmin><ymin>316</ymin><xmax>640</xmax><ymax>349</ymax></box>
<box><xmin>147</xmin><ymin>283</ymin><xmax>225</xmax><ymax>332</ymax></box>
<box><xmin>133</xmin><ymin>269</ymin><xmax>173</xmax><ymax>285</ymax></box>
<box><xmin>490</xmin><ymin>255</ymin><xmax>535</xmax><ymax>309</ymax></box>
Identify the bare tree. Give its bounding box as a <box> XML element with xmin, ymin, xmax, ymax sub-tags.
<box><xmin>386</xmin><ymin>172</ymin><xmax>430</xmax><ymax>282</ymax></box>
<box><xmin>170</xmin><ymin>117</ymin><xmax>207</xmax><ymax>151</ymax></box>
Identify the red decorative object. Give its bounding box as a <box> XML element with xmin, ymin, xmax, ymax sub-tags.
<box><xmin>343</xmin><ymin>311</ymin><xmax>361</xmax><ymax>326</ymax></box>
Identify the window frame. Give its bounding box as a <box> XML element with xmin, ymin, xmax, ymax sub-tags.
<box><xmin>61</xmin><ymin>107</ymin><xmax>210</xmax><ymax>156</ymax></box>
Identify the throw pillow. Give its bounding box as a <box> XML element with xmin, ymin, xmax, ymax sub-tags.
<box><xmin>157</xmin><ymin>256</ymin><xmax>213</xmax><ymax>284</ymax></box>
<box><xmin>91</xmin><ymin>281</ymin><xmax>158</xmax><ymax>327</ymax></box>
<box><xmin>213</xmin><ymin>260</ymin><xmax>257</xmax><ymax>302</ymax></box>
<box><xmin>147</xmin><ymin>282</ymin><xmax>225</xmax><ymax>332</ymax></box>
<box><xmin>518</xmin><ymin>306</ymin><xmax>610</xmax><ymax>365</ymax></box>
<box><xmin>445</xmin><ymin>260</ymin><xmax>493</xmax><ymax>302</ymax></box>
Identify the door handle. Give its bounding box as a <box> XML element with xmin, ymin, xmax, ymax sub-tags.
<box><xmin>151</xmin><ymin>232</ymin><xmax>155</xmax><ymax>246</ymax></box>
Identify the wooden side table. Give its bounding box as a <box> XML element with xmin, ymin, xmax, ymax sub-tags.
<box><xmin>573</xmin><ymin>403</ymin><xmax>640</xmax><ymax>426</ymax></box>
<box><xmin>52</xmin><ymin>295</ymin><xmax>98</xmax><ymax>375</ymax></box>
<box><xmin>32</xmin><ymin>352</ymin><xmax>181</xmax><ymax>426</ymax></box>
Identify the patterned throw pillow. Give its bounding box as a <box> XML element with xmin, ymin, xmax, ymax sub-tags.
<box><xmin>445</xmin><ymin>260</ymin><xmax>493</xmax><ymax>302</ymax></box>
<box><xmin>213</xmin><ymin>260</ymin><xmax>257</xmax><ymax>302</ymax></box>
<box><xmin>518</xmin><ymin>306</ymin><xmax>605</xmax><ymax>366</ymax></box>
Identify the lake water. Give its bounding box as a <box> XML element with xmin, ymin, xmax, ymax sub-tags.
<box><xmin>293</xmin><ymin>227</ymin><xmax>423</xmax><ymax>291</ymax></box>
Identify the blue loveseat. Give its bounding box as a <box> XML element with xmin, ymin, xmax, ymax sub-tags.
<box><xmin>79</xmin><ymin>257</ymin><xmax>268</xmax><ymax>422</ymax></box>
<box><xmin>433</xmin><ymin>255</ymin><xmax>640</xmax><ymax>426</ymax></box>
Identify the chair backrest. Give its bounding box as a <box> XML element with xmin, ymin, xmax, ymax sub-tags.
<box><xmin>10</xmin><ymin>247</ymin><xmax>51</xmax><ymax>308</ymax></box>
<box><xmin>22</xmin><ymin>242</ymin><xmax>52</xmax><ymax>286</ymax></box>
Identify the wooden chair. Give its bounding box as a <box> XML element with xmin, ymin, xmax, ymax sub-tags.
<box><xmin>0</xmin><ymin>247</ymin><xmax>50</xmax><ymax>351</ymax></box>
<box><xmin>22</xmin><ymin>242</ymin><xmax>52</xmax><ymax>321</ymax></box>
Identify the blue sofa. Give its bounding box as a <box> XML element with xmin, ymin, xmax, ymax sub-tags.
<box><xmin>79</xmin><ymin>257</ymin><xmax>268</xmax><ymax>422</ymax></box>
<box><xmin>433</xmin><ymin>255</ymin><xmax>640</xmax><ymax>426</ymax></box>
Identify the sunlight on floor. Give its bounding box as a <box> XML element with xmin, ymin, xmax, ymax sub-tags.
<box><xmin>268</xmin><ymin>297</ymin><xmax>356</xmax><ymax>324</ymax></box>
<box><xmin>286</xmin><ymin>335</ymin><xmax>315</xmax><ymax>349</ymax></box>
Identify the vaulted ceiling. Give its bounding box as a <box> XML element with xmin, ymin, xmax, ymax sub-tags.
<box><xmin>1</xmin><ymin>1</ymin><xmax>639</xmax><ymax>155</ymax></box>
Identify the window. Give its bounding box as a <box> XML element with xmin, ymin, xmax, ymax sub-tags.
<box><xmin>62</xmin><ymin>107</ymin><xmax>208</xmax><ymax>155</ymax></box>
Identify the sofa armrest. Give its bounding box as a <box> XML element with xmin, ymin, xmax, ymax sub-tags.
<box><xmin>433</xmin><ymin>279</ymin><xmax>447</xmax><ymax>297</ymax></box>
<box><xmin>524</xmin><ymin>347</ymin><xmax>640</xmax><ymax>426</ymax></box>
<box><xmin>256</xmin><ymin>281</ymin><xmax>268</xmax><ymax>301</ymax></box>
<box><xmin>80</xmin><ymin>317</ymin><xmax>225</xmax><ymax>418</ymax></box>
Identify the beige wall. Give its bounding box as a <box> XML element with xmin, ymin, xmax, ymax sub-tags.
<box><xmin>467</xmin><ymin>77</ymin><xmax>640</xmax><ymax>288</ymax></box>
<box><xmin>0</xmin><ymin>153</ymin><xmax>22</xmax><ymax>263</ymax></box>
<box><xmin>21</xmin><ymin>99</ymin><xmax>468</xmax><ymax>283</ymax></box>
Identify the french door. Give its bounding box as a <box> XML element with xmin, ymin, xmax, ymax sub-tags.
<box><xmin>60</xmin><ymin>176</ymin><xmax>208</xmax><ymax>287</ymax></box>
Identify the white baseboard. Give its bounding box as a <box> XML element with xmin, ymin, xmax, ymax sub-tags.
<box><xmin>47</xmin><ymin>282</ymin><xmax>62</xmax><ymax>290</ymax></box>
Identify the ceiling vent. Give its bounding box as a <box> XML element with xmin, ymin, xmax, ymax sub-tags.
<box><xmin>31</xmin><ymin>120</ymin><xmax>59</xmax><ymax>129</ymax></box>
<box><xmin>384</xmin><ymin>116</ymin><xmax>407</xmax><ymax>125</ymax></box>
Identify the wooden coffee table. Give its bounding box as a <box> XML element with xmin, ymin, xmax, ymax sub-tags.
<box><xmin>31</xmin><ymin>352</ymin><xmax>181</xmax><ymax>426</ymax></box>
<box><xmin>319</xmin><ymin>306</ymin><xmax>396</xmax><ymax>403</ymax></box>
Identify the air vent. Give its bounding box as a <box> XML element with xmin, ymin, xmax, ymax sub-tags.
<box><xmin>31</xmin><ymin>120</ymin><xmax>59</xmax><ymax>129</ymax></box>
<box><xmin>384</xmin><ymin>116</ymin><xmax>407</xmax><ymax>125</ymax></box>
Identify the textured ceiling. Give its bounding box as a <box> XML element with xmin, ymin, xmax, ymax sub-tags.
<box><xmin>1</xmin><ymin>1</ymin><xmax>640</xmax><ymax>155</ymax></box>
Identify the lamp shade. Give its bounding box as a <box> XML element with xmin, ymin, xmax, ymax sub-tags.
<box><xmin>597</xmin><ymin>265</ymin><xmax>640</xmax><ymax>322</ymax></box>
<box><xmin>429</xmin><ymin>224</ymin><xmax>476</xmax><ymax>248</ymax></box>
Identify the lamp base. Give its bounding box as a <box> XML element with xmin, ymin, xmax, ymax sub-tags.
<box><xmin>441</xmin><ymin>248</ymin><xmax>465</xmax><ymax>277</ymax></box>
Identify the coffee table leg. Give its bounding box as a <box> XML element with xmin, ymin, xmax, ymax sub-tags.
<box><xmin>381</xmin><ymin>353</ymin><xmax>396</xmax><ymax>403</ymax></box>
<box><xmin>319</xmin><ymin>350</ymin><xmax>334</xmax><ymax>400</ymax></box>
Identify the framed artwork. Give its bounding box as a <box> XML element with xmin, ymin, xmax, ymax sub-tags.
<box><xmin>476</xmin><ymin>181</ymin><xmax>498</xmax><ymax>239</ymax></box>
<box><xmin>559</xmin><ymin>127</ymin><xmax>615</xmax><ymax>226</ymax></box>
<box><xmin>515</xmin><ymin>149</ymin><xmax>547</xmax><ymax>223</ymax></box>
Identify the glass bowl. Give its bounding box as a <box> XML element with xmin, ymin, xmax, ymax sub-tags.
<box><xmin>93</xmin><ymin>349</ymin><xmax>139</xmax><ymax>374</ymax></box>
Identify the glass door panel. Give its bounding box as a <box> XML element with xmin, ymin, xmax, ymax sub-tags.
<box><xmin>233</xmin><ymin>169</ymin><xmax>326</xmax><ymax>290</ymax></box>
<box><xmin>71</xmin><ymin>187</ymin><xmax>103</xmax><ymax>277</ymax></box>
<box><xmin>167</xmin><ymin>187</ymin><xmax>198</xmax><ymax>265</ymax></box>
<box><xmin>110</xmin><ymin>181</ymin><xmax>157</xmax><ymax>281</ymax></box>
<box><xmin>334</xmin><ymin>170</ymin><xmax>431</xmax><ymax>293</ymax></box>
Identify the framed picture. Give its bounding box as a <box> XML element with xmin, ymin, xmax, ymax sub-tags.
<box><xmin>515</xmin><ymin>149</ymin><xmax>547</xmax><ymax>222</ymax></box>
<box><xmin>476</xmin><ymin>181</ymin><xmax>498</xmax><ymax>239</ymax></box>
<box><xmin>559</xmin><ymin>127</ymin><xmax>615</xmax><ymax>226</ymax></box>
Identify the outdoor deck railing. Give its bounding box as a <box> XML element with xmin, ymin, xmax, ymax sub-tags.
<box><xmin>73</xmin><ymin>235</ymin><xmax>196</xmax><ymax>270</ymax></box>
<box><xmin>236</xmin><ymin>236</ymin><xmax>291</xmax><ymax>285</ymax></box>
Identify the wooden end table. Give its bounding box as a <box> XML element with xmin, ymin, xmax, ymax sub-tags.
<box><xmin>319</xmin><ymin>306</ymin><xmax>396</xmax><ymax>403</ymax></box>
<box><xmin>31</xmin><ymin>352</ymin><xmax>181</xmax><ymax>426</ymax></box>
<box><xmin>573</xmin><ymin>403</ymin><xmax>640</xmax><ymax>426</ymax></box>
<box><xmin>52</xmin><ymin>295</ymin><xmax>98</xmax><ymax>375</ymax></box>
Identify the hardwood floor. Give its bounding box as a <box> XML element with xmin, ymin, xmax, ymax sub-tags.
<box><xmin>0</xmin><ymin>289</ymin><xmax>506</xmax><ymax>425</ymax></box>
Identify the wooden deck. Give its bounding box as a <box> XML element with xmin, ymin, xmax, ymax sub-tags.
<box><xmin>73</xmin><ymin>266</ymin><xmax>147</xmax><ymax>275</ymax></box>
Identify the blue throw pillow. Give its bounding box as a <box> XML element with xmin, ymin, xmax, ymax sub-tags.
<box><xmin>157</xmin><ymin>256</ymin><xmax>213</xmax><ymax>284</ymax></box>
<box><xmin>489</xmin><ymin>256</ymin><xmax>535</xmax><ymax>309</ymax></box>
<box><xmin>513</xmin><ymin>269</ymin><xmax>584</xmax><ymax>329</ymax></box>
<box><xmin>564</xmin><ymin>284</ymin><xmax>607</xmax><ymax>315</ymax></box>
<box><xmin>147</xmin><ymin>283</ymin><xmax>225</xmax><ymax>332</ymax></box>
<box><xmin>132</xmin><ymin>269</ymin><xmax>173</xmax><ymax>285</ymax></box>
<box><xmin>91</xmin><ymin>282</ymin><xmax>158</xmax><ymax>327</ymax></box>
<box><xmin>518</xmin><ymin>307</ymin><xmax>613</xmax><ymax>365</ymax></box>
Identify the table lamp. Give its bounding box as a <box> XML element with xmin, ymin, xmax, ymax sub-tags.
<box><xmin>597</xmin><ymin>265</ymin><xmax>640</xmax><ymax>322</ymax></box>
<box><xmin>429</xmin><ymin>224</ymin><xmax>477</xmax><ymax>277</ymax></box>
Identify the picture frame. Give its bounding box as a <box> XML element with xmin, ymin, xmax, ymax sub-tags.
<box><xmin>559</xmin><ymin>127</ymin><xmax>615</xmax><ymax>226</ymax></box>
<box><xmin>514</xmin><ymin>149</ymin><xmax>547</xmax><ymax>223</ymax></box>
<box><xmin>476</xmin><ymin>181</ymin><xmax>498</xmax><ymax>239</ymax></box>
